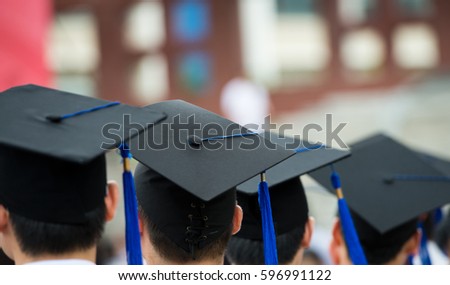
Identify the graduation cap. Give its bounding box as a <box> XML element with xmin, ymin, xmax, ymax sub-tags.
<box><xmin>0</xmin><ymin>84</ymin><xmax>165</xmax><ymax>265</ymax></box>
<box><xmin>413</xmin><ymin>151</ymin><xmax>450</xmax><ymax>264</ymax></box>
<box><xmin>226</xmin><ymin>178</ymin><xmax>307</xmax><ymax>265</ymax></box>
<box><xmin>129</xmin><ymin>100</ymin><xmax>294</xmax><ymax>262</ymax></box>
<box><xmin>417</xmin><ymin>152</ymin><xmax>450</xmax><ymax>177</ymax></box>
<box><xmin>309</xmin><ymin>133</ymin><xmax>450</xmax><ymax>263</ymax></box>
<box><xmin>237</xmin><ymin>131</ymin><xmax>351</xmax><ymax>193</ymax></box>
<box><xmin>233</xmin><ymin>132</ymin><xmax>349</xmax><ymax>264</ymax></box>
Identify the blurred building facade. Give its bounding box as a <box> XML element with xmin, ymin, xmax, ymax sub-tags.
<box><xmin>51</xmin><ymin>0</ymin><xmax>450</xmax><ymax>114</ymax></box>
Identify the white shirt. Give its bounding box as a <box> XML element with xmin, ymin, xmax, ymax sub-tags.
<box><xmin>412</xmin><ymin>241</ymin><xmax>449</xmax><ymax>265</ymax></box>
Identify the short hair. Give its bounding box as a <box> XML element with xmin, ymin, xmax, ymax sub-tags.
<box><xmin>435</xmin><ymin>211</ymin><xmax>450</xmax><ymax>254</ymax></box>
<box><xmin>9</xmin><ymin>204</ymin><xmax>106</xmax><ymax>257</ymax></box>
<box><xmin>139</xmin><ymin>206</ymin><xmax>233</xmax><ymax>264</ymax></box>
<box><xmin>348</xmin><ymin>210</ymin><xmax>418</xmax><ymax>265</ymax></box>
<box><xmin>226</xmin><ymin>225</ymin><xmax>305</xmax><ymax>265</ymax></box>
<box><xmin>0</xmin><ymin>249</ymin><xmax>14</xmax><ymax>265</ymax></box>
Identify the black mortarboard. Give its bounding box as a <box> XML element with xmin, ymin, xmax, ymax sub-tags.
<box><xmin>0</xmin><ymin>84</ymin><xmax>165</xmax><ymax>264</ymax></box>
<box><xmin>417</xmin><ymin>152</ymin><xmax>450</xmax><ymax>176</ymax></box>
<box><xmin>130</xmin><ymin>100</ymin><xmax>294</xmax><ymax>258</ymax></box>
<box><xmin>309</xmin><ymin>133</ymin><xmax>450</xmax><ymax>235</ymax></box>
<box><xmin>236</xmin><ymin>177</ymin><xmax>308</xmax><ymax>240</ymax></box>
<box><xmin>130</xmin><ymin>101</ymin><xmax>293</xmax><ymax>201</ymax></box>
<box><xmin>235</xmin><ymin>131</ymin><xmax>350</xmax><ymax>238</ymax></box>
<box><xmin>237</xmin><ymin>131</ymin><xmax>351</xmax><ymax>193</ymax></box>
<box><xmin>225</xmin><ymin>132</ymin><xmax>350</xmax><ymax>265</ymax></box>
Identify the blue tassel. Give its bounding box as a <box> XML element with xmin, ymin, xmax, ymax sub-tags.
<box><xmin>407</xmin><ymin>255</ymin><xmax>414</xmax><ymax>265</ymax></box>
<box><xmin>330</xmin><ymin>166</ymin><xmax>367</xmax><ymax>265</ymax></box>
<box><xmin>418</xmin><ymin>221</ymin><xmax>432</xmax><ymax>265</ymax></box>
<box><xmin>258</xmin><ymin>173</ymin><xmax>278</xmax><ymax>265</ymax></box>
<box><xmin>119</xmin><ymin>144</ymin><xmax>143</xmax><ymax>265</ymax></box>
<box><xmin>338</xmin><ymin>199</ymin><xmax>368</xmax><ymax>265</ymax></box>
<box><xmin>433</xmin><ymin>208</ymin><xmax>443</xmax><ymax>224</ymax></box>
<box><xmin>331</xmin><ymin>171</ymin><xmax>341</xmax><ymax>189</ymax></box>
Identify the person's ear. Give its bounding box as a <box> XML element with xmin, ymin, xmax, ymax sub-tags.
<box><xmin>329</xmin><ymin>218</ymin><xmax>344</xmax><ymax>265</ymax></box>
<box><xmin>138</xmin><ymin>212</ymin><xmax>144</xmax><ymax>237</ymax></box>
<box><xmin>403</xmin><ymin>229</ymin><xmax>421</xmax><ymax>256</ymax></box>
<box><xmin>231</xmin><ymin>204</ymin><xmax>243</xmax><ymax>235</ymax></box>
<box><xmin>104</xmin><ymin>181</ymin><xmax>119</xmax><ymax>222</ymax></box>
<box><xmin>301</xmin><ymin>216</ymin><xmax>315</xmax><ymax>248</ymax></box>
<box><xmin>0</xmin><ymin>205</ymin><xmax>9</xmax><ymax>232</ymax></box>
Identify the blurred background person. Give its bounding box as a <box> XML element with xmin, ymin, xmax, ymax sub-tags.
<box><xmin>220</xmin><ymin>75</ymin><xmax>271</xmax><ymax>131</ymax></box>
<box><xmin>435</xmin><ymin>210</ymin><xmax>450</xmax><ymax>264</ymax></box>
<box><xmin>310</xmin><ymin>134</ymin><xmax>450</xmax><ymax>265</ymax></box>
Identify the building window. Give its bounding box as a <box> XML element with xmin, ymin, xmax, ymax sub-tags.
<box><xmin>395</xmin><ymin>0</ymin><xmax>433</xmax><ymax>17</ymax></box>
<box><xmin>176</xmin><ymin>51</ymin><xmax>212</xmax><ymax>96</ymax></box>
<box><xmin>393</xmin><ymin>23</ymin><xmax>438</xmax><ymax>69</ymax></box>
<box><xmin>276</xmin><ymin>0</ymin><xmax>317</xmax><ymax>15</ymax></box>
<box><xmin>131</xmin><ymin>54</ymin><xmax>168</xmax><ymax>102</ymax></box>
<box><xmin>123</xmin><ymin>1</ymin><xmax>165</xmax><ymax>51</ymax></box>
<box><xmin>48</xmin><ymin>10</ymin><xmax>98</xmax><ymax>96</ymax></box>
<box><xmin>339</xmin><ymin>0</ymin><xmax>378</xmax><ymax>26</ymax></box>
<box><xmin>340</xmin><ymin>28</ymin><xmax>385</xmax><ymax>72</ymax></box>
<box><xmin>171</xmin><ymin>0</ymin><xmax>210</xmax><ymax>43</ymax></box>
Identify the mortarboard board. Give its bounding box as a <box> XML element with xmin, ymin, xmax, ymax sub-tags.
<box><xmin>412</xmin><ymin>151</ymin><xmax>450</xmax><ymax>264</ymax></box>
<box><xmin>235</xmin><ymin>132</ymin><xmax>350</xmax><ymax>238</ymax></box>
<box><xmin>232</xmin><ymin>132</ymin><xmax>350</xmax><ymax>264</ymax></box>
<box><xmin>417</xmin><ymin>152</ymin><xmax>450</xmax><ymax>177</ymax></box>
<box><xmin>0</xmin><ymin>84</ymin><xmax>165</xmax><ymax>264</ymax></box>
<box><xmin>309</xmin><ymin>134</ymin><xmax>450</xmax><ymax>250</ymax></box>
<box><xmin>237</xmin><ymin>131</ymin><xmax>351</xmax><ymax>193</ymax></box>
<box><xmin>130</xmin><ymin>100</ymin><xmax>294</xmax><ymax>260</ymax></box>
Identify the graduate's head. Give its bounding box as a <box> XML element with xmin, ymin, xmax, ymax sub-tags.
<box><xmin>0</xmin><ymin>144</ymin><xmax>120</xmax><ymax>259</ymax></box>
<box><xmin>226</xmin><ymin>131</ymin><xmax>350</xmax><ymax>265</ymax></box>
<box><xmin>135</xmin><ymin>164</ymin><xmax>242</xmax><ymax>264</ymax></box>
<box><xmin>227</xmin><ymin>177</ymin><xmax>313</xmax><ymax>265</ymax></box>
<box><xmin>0</xmin><ymin>84</ymin><xmax>164</xmax><ymax>262</ymax></box>
<box><xmin>128</xmin><ymin>101</ymin><xmax>293</xmax><ymax>264</ymax></box>
<box><xmin>350</xmin><ymin>209</ymin><xmax>419</xmax><ymax>265</ymax></box>
<box><xmin>310</xmin><ymin>133</ymin><xmax>450</xmax><ymax>265</ymax></box>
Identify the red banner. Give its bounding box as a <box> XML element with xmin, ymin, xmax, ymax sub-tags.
<box><xmin>0</xmin><ymin>0</ymin><xmax>52</xmax><ymax>91</ymax></box>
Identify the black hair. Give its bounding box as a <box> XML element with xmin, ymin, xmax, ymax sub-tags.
<box><xmin>139</xmin><ymin>206</ymin><xmax>233</xmax><ymax>264</ymax></box>
<box><xmin>349</xmin><ymin>209</ymin><xmax>418</xmax><ymax>265</ymax></box>
<box><xmin>435</xmin><ymin>211</ymin><xmax>450</xmax><ymax>256</ymax></box>
<box><xmin>0</xmin><ymin>249</ymin><xmax>14</xmax><ymax>265</ymax></box>
<box><xmin>10</xmin><ymin>203</ymin><xmax>106</xmax><ymax>257</ymax></box>
<box><xmin>226</xmin><ymin>224</ymin><xmax>305</xmax><ymax>265</ymax></box>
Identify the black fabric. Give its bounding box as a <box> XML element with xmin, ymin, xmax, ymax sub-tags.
<box><xmin>237</xmin><ymin>131</ymin><xmax>350</xmax><ymax>193</ymax></box>
<box><xmin>0</xmin><ymin>84</ymin><xmax>165</xmax><ymax>163</ymax></box>
<box><xmin>310</xmin><ymin>133</ymin><xmax>450</xmax><ymax>234</ymax></box>
<box><xmin>0</xmin><ymin>145</ymin><xmax>106</xmax><ymax>224</ymax></box>
<box><xmin>350</xmin><ymin>208</ymin><xmax>418</xmax><ymax>249</ymax></box>
<box><xmin>236</xmin><ymin>177</ymin><xmax>308</xmax><ymax>240</ymax></box>
<box><xmin>0</xmin><ymin>84</ymin><xmax>165</xmax><ymax>224</ymax></box>
<box><xmin>129</xmin><ymin>100</ymin><xmax>294</xmax><ymax>201</ymax></box>
<box><xmin>135</xmin><ymin>164</ymin><xmax>236</xmax><ymax>253</ymax></box>
<box><xmin>417</xmin><ymin>152</ymin><xmax>450</xmax><ymax>176</ymax></box>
